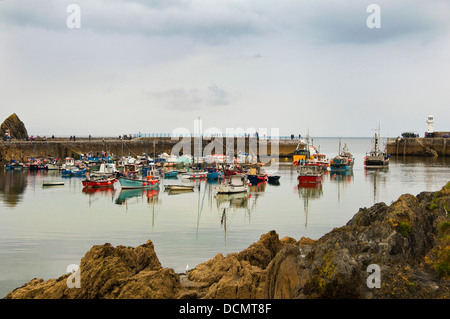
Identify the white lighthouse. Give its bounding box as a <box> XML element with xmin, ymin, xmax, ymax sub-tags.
<box><xmin>426</xmin><ymin>114</ymin><xmax>434</xmax><ymax>134</ymax></box>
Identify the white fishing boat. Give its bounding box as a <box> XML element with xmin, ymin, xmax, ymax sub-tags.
<box><xmin>91</xmin><ymin>163</ymin><xmax>118</xmax><ymax>177</ymax></box>
<box><xmin>364</xmin><ymin>125</ymin><xmax>389</xmax><ymax>168</ymax></box>
<box><xmin>61</xmin><ymin>157</ymin><xmax>76</xmax><ymax>170</ymax></box>
<box><xmin>216</xmin><ymin>174</ymin><xmax>248</xmax><ymax>194</ymax></box>
<box><xmin>181</xmin><ymin>170</ymin><xmax>208</xmax><ymax>179</ymax></box>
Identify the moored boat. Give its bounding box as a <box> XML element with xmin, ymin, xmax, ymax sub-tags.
<box><xmin>216</xmin><ymin>174</ymin><xmax>248</xmax><ymax>194</ymax></box>
<box><xmin>90</xmin><ymin>163</ymin><xmax>118</xmax><ymax>177</ymax></box>
<box><xmin>42</xmin><ymin>181</ymin><xmax>64</xmax><ymax>186</ymax></box>
<box><xmin>181</xmin><ymin>170</ymin><xmax>208</xmax><ymax>179</ymax></box>
<box><xmin>82</xmin><ymin>177</ymin><xmax>116</xmax><ymax>188</ymax></box>
<box><xmin>164</xmin><ymin>185</ymin><xmax>195</xmax><ymax>191</ymax></box>
<box><xmin>364</xmin><ymin>126</ymin><xmax>389</xmax><ymax>168</ymax></box>
<box><xmin>62</xmin><ymin>167</ymin><xmax>87</xmax><ymax>177</ymax></box>
<box><xmin>297</xmin><ymin>164</ymin><xmax>323</xmax><ymax>184</ymax></box>
<box><xmin>163</xmin><ymin>170</ymin><xmax>178</xmax><ymax>178</ymax></box>
<box><xmin>245</xmin><ymin>164</ymin><xmax>267</xmax><ymax>185</ymax></box>
<box><xmin>268</xmin><ymin>175</ymin><xmax>281</xmax><ymax>184</ymax></box>
<box><xmin>206</xmin><ymin>168</ymin><xmax>224</xmax><ymax>180</ymax></box>
<box><xmin>330</xmin><ymin>142</ymin><xmax>354</xmax><ymax>171</ymax></box>
<box><xmin>119</xmin><ymin>176</ymin><xmax>160</xmax><ymax>189</ymax></box>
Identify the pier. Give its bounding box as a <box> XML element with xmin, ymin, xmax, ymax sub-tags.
<box><xmin>387</xmin><ymin>137</ymin><xmax>449</xmax><ymax>157</ymax></box>
<box><xmin>0</xmin><ymin>136</ymin><xmax>299</xmax><ymax>162</ymax></box>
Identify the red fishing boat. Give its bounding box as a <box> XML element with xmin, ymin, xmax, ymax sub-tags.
<box><xmin>82</xmin><ymin>177</ymin><xmax>116</xmax><ymax>188</ymax></box>
<box><xmin>297</xmin><ymin>164</ymin><xmax>323</xmax><ymax>184</ymax></box>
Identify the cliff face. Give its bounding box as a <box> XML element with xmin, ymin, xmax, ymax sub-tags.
<box><xmin>1</xmin><ymin>113</ymin><xmax>28</xmax><ymax>140</ymax></box>
<box><xmin>5</xmin><ymin>182</ymin><xmax>450</xmax><ymax>299</ymax></box>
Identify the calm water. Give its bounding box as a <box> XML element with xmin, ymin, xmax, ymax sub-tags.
<box><xmin>1</xmin><ymin>137</ymin><xmax>449</xmax><ymax>298</ymax></box>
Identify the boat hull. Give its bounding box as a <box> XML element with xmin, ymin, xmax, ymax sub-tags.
<box><xmin>298</xmin><ymin>175</ymin><xmax>323</xmax><ymax>183</ymax></box>
<box><xmin>82</xmin><ymin>178</ymin><xmax>116</xmax><ymax>188</ymax></box>
<box><xmin>119</xmin><ymin>177</ymin><xmax>160</xmax><ymax>189</ymax></box>
<box><xmin>330</xmin><ymin>163</ymin><xmax>354</xmax><ymax>171</ymax></box>
<box><xmin>364</xmin><ymin>156</ymin><xmax>389</xmax><ymax>168</ymax></box>
<box><xmin>247</xmin><ymin>174</ymin><xmax>268</xmax><ymax>185</ymax></box>
<box><xmin>181</xmin><ymin>171</ymin><xmax>208</xmax><ymax>179</ymax></box>
<box><xmin>62</xmin><ymin>168</ymin><xmax>87</xmax><ymax>177</ymax></box>
<box><xmin>216</xmin><ymin>184</ymin><xmax>248</xmax><ymax>194</ymax></box>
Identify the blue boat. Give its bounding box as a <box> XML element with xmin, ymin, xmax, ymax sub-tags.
<box><xmin>206</xmin><ymin>170</ymin><xmax>224</xmax><ymax>180</ymax></box>
<box><xmin>330</xmin><ymin>142</ymin><xmax>354</xmax><ymax>172</ymax></box>
<box><xmin>119</xmin><ymin>177</ymin><xmax>160</xmax><ymax>189</ymax></box>
<box><xmin>163</xmin><ymin>171</ymin><xmax>178</xmax><ymax>178</ymax></box>
<box><xmin>245</xmin><ymin>165</ymin><xmax>267</xmax><ymax>185</ymax></box>
<box><xmin>61</xmin><ymin>168</ymin><xmax>87</xmax><ymax>177</ymax></box>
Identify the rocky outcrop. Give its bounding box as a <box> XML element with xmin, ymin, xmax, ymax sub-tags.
<box><xmin>5</xmin><ymin>182</ymin><xmax>450</xmax><ymax>299</ymax></box>
<box><xmin>1</xmin><ymin>113</ymin><xmax>28</xmax><ymax>140</ymax></box>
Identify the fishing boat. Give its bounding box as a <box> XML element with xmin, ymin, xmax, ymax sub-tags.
<box><xmin>216</xmin><ymin>174</ymin><xmax>248</xmax><ymax>194</ymax></box>
<box><xmin>297</xmin><ymin>164</ymin><xmax>323</xmax><ymax>184</ymax></box>
<box><xmin>82</xmin><ymin>177</ymin><xmax>116</xmax><ymax>188</ymax></box>
<box><xmin>121</xmin><ymin>163</ymin><xmax>140</xmax><ymax>178</ymax></box>
<box><xmin>46</xmin><ymin>162</ymin><xmax>60</xmax><ymax>170</ymax></box>
<box><xmin>61</xmin><ymin>157</ymin><xmax>77</xmax><ymax>170</ymax></box>
<box><xmin>90</xmin><ymin>163</ymin><xmax>118</xmax><ymax>177</ymax></box>
<box><xmin>4</xmin><ymin>160</ymin><xmax>26</xmax><ymax>170</ymax></box>
<box><xmin>293</xmin><ymin>138</ymin><xmax>311</xmax><ymax>165</ymax></box>
<box><xmin>62</xmin><ymin>167</ymin><xmax>87</xmax><ymax>177</ymax></box>
<box><xmin>293</xmin><ymin>134</ymin><xmax>328</xmax><ymax>169</ymax></box>
<box><xmin>364</xmin><ymin>126</ymin><xmax>389</xmax><ymax>168</ymax></box>
<box><xmin>119</xmin><ymin>176</ymin><xmax>160</xmax><ymax>189</ymax></box>
<box><xmin>28</xmin><ymin>158</ymin><xmax>48</xmax><ymax>171</ymax></box>
<box><xmin>181</xmin><ymin>170</ymin><xmax>208</xmax><ymax>179</ymax></box>
<box><xmin>245</xmin><ymin>164</ymin><xmax>268</xmax><ymax>185</ymax></box>
<box><xmin>330</xmin><ymin>142</ymin><xmax>354</xmax><ymax>171</ymax></box>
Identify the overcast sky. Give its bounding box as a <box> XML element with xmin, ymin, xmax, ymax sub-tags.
<box><xmin>1</xmin><ymin>0</ymin><xmax>449</xmax><ymax>137</ymax></box>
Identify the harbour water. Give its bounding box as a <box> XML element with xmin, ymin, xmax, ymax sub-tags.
<box><xmin>1</xmin><ymin>137</ymin><xmax>449</xmax><ymax>298</ymax></box>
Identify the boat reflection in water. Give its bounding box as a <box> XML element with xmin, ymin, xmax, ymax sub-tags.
<box><xmin>115</xmin><ymin>188</ymin><xmax>159</xmax><ymax>206</ymax></box>
<box><xmin>215</xmin><ymin>188</ymin><xmax>257</xmax><ymax>240</ymax></box>
<box><xmin>329</xmin><ymin>170</ymin><xmax>354</xmax><ymax>202</ymax></box>
<box><xmin>364</xmin><ymin>168</ymin><xmax>388</xmax><ymax>204</ymax></box>
<box><xmin>0</xmin><ymin>170</ymin><xmax>28</xmax><ymax>208</ymax></box>
<box><xmin>296</xmin><ymin>181</ymin><xmax>323</xmax><ymax>227</ymax></box>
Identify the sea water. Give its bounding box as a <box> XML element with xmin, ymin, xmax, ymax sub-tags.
<box><xmin>0</xmin><ymin>137</ymin><xmax>449</xmax><ymax>297</ymax></box>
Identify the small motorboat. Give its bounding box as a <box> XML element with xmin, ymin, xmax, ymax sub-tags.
<box><xmin>268</xmin><ymin>175</ymin><xmax>281</xmax><ymax>184</ymax></box>
<box><xmin>164</xmin><ymin>185</ymin><xmax>195</xmax><ymax>191</ymax></box>
<box><xmin>42</xmin><ymin>181</ymin><xmax>65</xmax><ymax>187</ymax></box>
<box><xmin>163</xmin><ymin>170</ymin><xmax>178</xmax><ymax>178</ymax></box>
<box><xmin>216</xmin><ymin>174</ymin><xmax>248</xmax><ymax>194</ymax></box>
<box><xmin>181</xmin><ymin>170</ymin><xmax>208</xmax><ymax>179</ymax></box>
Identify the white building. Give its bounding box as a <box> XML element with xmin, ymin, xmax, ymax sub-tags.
<box><xmin>426</xmin><ymin>114</ymin><xmax>434</xmax><ymax>133</ymax></box>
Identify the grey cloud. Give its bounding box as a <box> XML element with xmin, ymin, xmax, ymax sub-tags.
<box><xmin>151</xmin><ymin>84</ymin><xmax>233</xmax><ymax>111</ymax></box>
<box><xmin>0</xmin><ymin>0</ymin><xmax>268</xmax><ymax>44</ymax></box>
<box><xmin>2</xmin><ymin>0</ymin><xmax>446</xmax><ymax>46</ymax></box>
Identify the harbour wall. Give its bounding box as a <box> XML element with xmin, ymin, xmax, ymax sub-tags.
<box><xmin>386</xmin><ymin>137</ymin><xmax>449</xmax><ymax>157</ymax></box>
<box><xmin>0</xmin><ymin>137</ymin><xmax>299</xmax><ymax>162</ymax></box>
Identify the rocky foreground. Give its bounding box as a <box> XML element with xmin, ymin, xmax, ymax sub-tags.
<box><xmin>5</xmin><ymin>182</ymin><xmax>450</xmax><ymax>299</ymax></box>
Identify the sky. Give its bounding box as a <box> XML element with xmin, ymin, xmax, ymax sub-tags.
<box><xmin>1</xmin><ymin>0</ymin><xmax>449</xmax><ymax>137</ymax></box>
